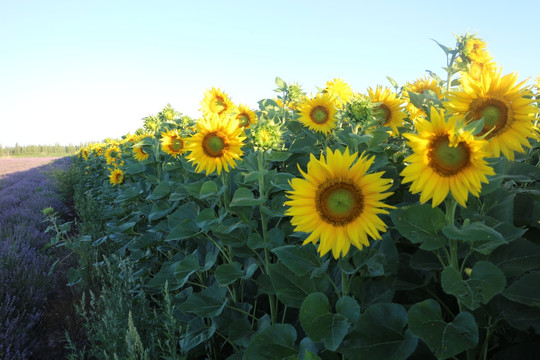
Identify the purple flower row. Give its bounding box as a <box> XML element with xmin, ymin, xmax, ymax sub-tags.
<box><xmin>0</xmin><ymin>158</ymin><xmax>70</xmax><ymax>359</ymax></box>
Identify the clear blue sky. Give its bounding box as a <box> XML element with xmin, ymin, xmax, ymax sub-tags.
<box><xmin>1</xmin><ymin>0</ymin><xmax>539</xmax><ymax>147</ymax></box>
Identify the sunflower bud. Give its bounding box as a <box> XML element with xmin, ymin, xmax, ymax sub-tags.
<box><xmin>251</xmin><ymin>120</ymin><xmax>283</xmax><ymax>150</ymax></box>
<box><xmin>344</xmin><ymin>94</ymin><xmax>376</xmax><ymax>126</ymax></box>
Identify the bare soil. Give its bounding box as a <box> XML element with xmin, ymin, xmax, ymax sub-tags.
<box><xmin>0</xmin><ymin>157</ymin><xmax>61</xmax><ymax>178</ymax></box>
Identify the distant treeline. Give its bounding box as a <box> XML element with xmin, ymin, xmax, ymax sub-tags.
<box><xmin>0</xmin><ymin>143</ymin><xmax>84</xmax><ymax>157</ymax></box>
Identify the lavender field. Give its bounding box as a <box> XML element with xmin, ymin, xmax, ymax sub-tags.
<box><xmin>0</xmin><ymin>157</ymin><xmax>71</xmax><ymax>359</ymax></box>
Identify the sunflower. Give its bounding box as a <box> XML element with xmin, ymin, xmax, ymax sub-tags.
<box><xmin>403</xmin><ymin>76</ymin><xmax>444</xmax><ymax>121</ymax></box>
<box><xmin>186</xmin><ymin>115</ymin><xmax>245</xmax><ymax>175</ymax></box>
<box><xmin>160</xmin><ymin>130</ymin><xmax>186</xmax><ymax>157</ymax></box>
<box><xmin>285</xmin><ymin>148</ymin><xmax>394</xmax><ymax>259</ymax></box>
<box><xmin>200</xmin><ymin>87</ymin><xmax>234</xmax><ymax>118</ymax></box>
<box><xmin>400</xmin><ymin>107</ymin><xmax>495</xmax><ymax>207</ymax></box>
<box><xmin>324</xmin><ymin>78</ymin><xmax>353</xmax><ymax>109</ymax></box>
<box><xmin>109</xmin><ymin>168</ymin><xmax>124</xmax><ymax>186</ymax></box>
<box><xmin>233</xmin><ymin>104</ymin><xmax>257</xmax><ymax>128</ymax></box>
<box><xmin>79</xmin><ymin>148</ymin><xmax>89</xmax><ymax>160</ymax></box>
<box><xmin>461</xmin><ymin>36</ymin><xmax>493</xmax><ymax>64</ymax></box>
<box><xmin>367</xmin><ymin>86</ymin><xmax>407</xmax><ymax>135</ymax></box>
<box><xmin>297</xmin><ymin>93</ymin><xmax>338</xmax><ymax>134</ymax></box>
<box><xmin>105</xmin><ymin>146</ymin><xmax>121</xmax><ymax>165</ymax></box>
<box><xmin>446</xmin><ymin>67</ymin><xmax>539</xmax><ymax>160</ymax></box>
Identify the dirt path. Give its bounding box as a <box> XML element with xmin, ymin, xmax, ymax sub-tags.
<box><xmin>0</xmin><ymin>157</ymin><xmax>62</xmax><ymax>178</ymax></box>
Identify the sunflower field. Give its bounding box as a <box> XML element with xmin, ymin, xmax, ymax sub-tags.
<box><xmin>57</xmin><ymin>33</ymin><xmax>540</xmax><ymax>359</ymax></box>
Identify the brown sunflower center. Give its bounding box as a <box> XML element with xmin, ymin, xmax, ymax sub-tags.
<box><xmin>202</xmin><ymin>131</ymin><xmax>229</xmax><ymax>157</ymax></box>
<box><xmin>170</xmin><ymin>138</ymin><xmax>184</xmax><ymax>152</ymax></box>
<box><xmin>310</xmin><ymin>105</ymin><xmax>330</xmax><ymax>124</ymax></box>
<box><xmin>428</xmin><ymin>135</ymin><xmax>471</xmax><ymax>176</ymax></box>
<box><xmin>316</xmin><ymin>179</ymin><xmax>364</xmax><ymax>226</ymax></box>
<box><xmin>209</xmin><ymin>96</ymin><xmax>227</xmax><ymax>115</ymax></box>
<box><xmin>374</xmin><ymin>104</ymin><xmax>392</xmax><ymax>125</ymax></box>
<box><xmin>471</xmin><ymin>98</ymin><xmax>508</xmax><ymax>138</ymax></box>
<box><xmin>236</xmin><ymin>113</ymin><xmax>250</xmax><ymax>127</ymax></box>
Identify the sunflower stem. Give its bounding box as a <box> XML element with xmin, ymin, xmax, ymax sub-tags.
<box><xmin>341</xmin><ymin>271</ymin><xmax>349</xmax><ymax>298</ymax></box>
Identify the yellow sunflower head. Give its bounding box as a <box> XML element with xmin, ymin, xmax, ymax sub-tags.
<box><xmin>160</xmin><ymin>129</ymin><xmax>186</xmax><ymax>157</ymax></box>
<box><xmin>324</xmin><ymin>78</ymin><xmax>353</xmax><ymax>109</ymax></box>
<box><xmin>403</xmin><ymin>76</ymin><xmax>444</xmax><ymax>120</ymax></box>
<box><xmin>200</xmin><ymin>87</ymin><xmax>234</xmax><ymax>118</ymax></box>
<box><xmin>297</xmin><ymin>93</ymin><xmax>339</xmax><ymax>134</ymax></box>
<box><xmin>79</xmin><ymin>148</ymin><xmax>89</xmax><ymax>161</ymax></box>
<box><xmin>105</xmin><ymin>146</ymin><xmax>121</xmax><ymax>165</ymax></box>
<box><xmin>458</xmin><ymin>34</ymin><xmax>493</xmax><ymax>64</ymax></box>
<box><xmin>367</xmin><ymin>86</ymin><xmax>407</xmax><ymax>135</ymax></box>
<box><xmin>285</xmin><ymin>148</ymin><xmax>394</xmax><ymax>259</ymax></box>
<box><xmin>186</xmin><ymin>114</ymin><xmax>246</xmax><ymax>175</ymax></box>
<box><xmin>233</xmin><ymin>104</ymin><xmax>257</xmax><ymax>129</ymax></box>
<box><xmin>109</xmin><ymin>168</ymin><xmax>124</xmax><ymax>186</ymax></box>
<box><xmin>446</xmin><ymin>66</ymin><xmax>539</xmax><ymax>160</ymax></box>
<box><xmin>400</xmin><ymin>107</ymin><xmax>495</xmax><ymax>207</ymax></box>
<box><xmin>467</xmin><ymin>60</ymin><xmax>498</xmax><ymax>82</ymax></box>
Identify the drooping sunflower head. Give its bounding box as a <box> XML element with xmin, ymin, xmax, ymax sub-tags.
<box><xmin>233</xmin><ymin>104</ymin><xmax>257</xmax><ymax>128</ymax></box>
<box><xmin>400</xmin><ymin>107</ymin><xmax>495</xmax><ymax>207</ymax></box>
<box><xmin>160</xmin><ymin>129</ymin><xmax>186</xmax><ymax>158</ymax></box>
<box><xmin>186</xmin><ymin>114</ymin><xmax>246</xmax><ymax>175</ymax></box>
<box><xmin>297</xmin><ymin>93</ymin><xmax>339</xmax><ymax>134</ymax></box>
<box><xmin>323</xmin><ymin>78</ymin><xmax>354</xmax><ymax>109</ymax></box>
<box><xmin>109</xmin><ymin>168</ymin><xmax>124</xmax><ymax>186</ymax></box>
<box><xmin>200</xmin><ymin>87</ymin><xmax>234</xmax><ymax>118</ymax></box>
<box><xmin>403</xmin><ymin>76</ymin><xmax>444</xmax><ymax>120</ymax></box>
<box><xmin>367</xmin><ymin>86</ymin><xmax>407</xmax><ymax>135</ymax></box>
<box><xmin>446</xmin><ymin>66</ymin><xmax>539</xmax><ymax>160</ymax></box>
<box><xmin>105</xmin><ymin>145</ymin><xmax>121</xmax><ymax>165</ymax></box>
<box><xmin>285</xmin><ymin>148</ymin><xmax>394</xmax><ymax>259</ymax></box>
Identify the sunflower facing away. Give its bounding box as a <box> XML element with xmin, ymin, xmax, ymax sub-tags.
<box><xmin>233</xmin><ymin>104</ymin><xmax>257</xmax><ymax>128</ymax></box>
<box><xmin>324</xmin><ymin>78</ymin><xmax>353</xmax><ymax>109</ymax></box>
<box><xmin>160</xmin><ymin>130</ymin><xmax>186</xmax><ymax>158</ymax></box>
<box><xmin>186</xmin><ymin>115</ymin><xmax>245</xmax><ymax>175</ymax></box>
<box><xmin>446</xmin><ymin>66</ymin><xmax>539</xmax><ymax>160</ymax></box>
<box><xmin>297</xmin><ymin>93</ymin><xmax>338</xmax><ymax>134</ymax></box>
<box><xmin>285</xmin><ymin>148</ymin><xmax>394</xmax><ymax>259</ymax></box>
<box><xmin>403</xmin><ymin>76</ymin><xmax>444</xmax><ymax>121</ymax></box>
<box><xmin>400</xmin><ymin>107</ymin><xmax>495</xmax><ymax>207</ymax></box>
<box><xmin>109</xmin><ymin>168</ymin><xmax>124</xmax><ymax>186</ymax></box>
<box><xmin>200</xmin><ymin>87</ymin><xmax>234</xmax><ymax>118</ymax></box>
<box><xmin>367</xmin><ymin>86</ymin><xmax>407</xmax><ymax>135</ymax></box>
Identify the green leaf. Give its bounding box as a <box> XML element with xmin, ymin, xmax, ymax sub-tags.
<box><xmin>147</xmin><ymin>182</ymin><xmax>172</xmax><ymax>200</ymax></box>
<box><xmin>266</xmin><ymin>151</ymin><xmax>292</xmax><ymax>162</ymax></box>
<box><xmin>144</xmin><ymin>253</ymin><xmax>199</xmax><ymax>292</ymax></box>
<box><xmin>115</xmin><ymin>186</ymin><xmax>142</xmax><ymax>202</ymax></box>
<box><xmin>272</xmin><ymin>244</ymin><xmax>322</xmax><ymax>277</ymax></box>
<box><xmin>124</xmin><ymin>162</ymin><xmax>146</xmax><ymax>175</ymax></box>
<box><xmin>387</xmin><ymin>76</ymin><xmax>399</xmax><ymax>88</ymax></box>
<box><xmin>441</xmin><ymin>261</ymin><xmax>506</xmax><ymax>310</ymax></box>
<box><xmin>342</xmin><ymin>303</ymin><xmax>418</xmax><ymax>360</ymax></box>
<box><xmin>490</xmin><ymin>238</ymin><xmax>540</xmax><ymax>276</ymax></box>
<box><xmin>408</xmin><ymin>299</ymin><xmax>478</xmax><ymax>360</ymax></box>
<box><xmin>166</xmin><ymin>220</ymin><xmax>201</xmax><ymax>241</ymax></box>
<box><xmin>390</xmin><ymin>204</ymin><xmax>446</xmax><ymax>250</ymax></box>
<box><xmin>148</xmin><ymin>199</ymin><xmax>176</xmax><ymax>221</ymax></box>
<box><xmin>463</xmin><ymin>117</ymin><xmax>484</xmax><ymax>136</ymax></box>
<box><xmin>199</xmin><ymin>180</ymin><xmax>219</xmax><ymax>198</ymax></box>
<box><xmin>299</xmin><ymin>292</ymin><xmax>348</xmax><ymax>351</ymax></box>
<box><xmin>336</xmin><ymin>296</ymin><xmax>361</xmax><ymax>324</ymax></box>
<box><xmin>215</xmin><ymin>262</ymin><xmax>244</xmax><ymax>286</ymax></box>
<box><xmin>268</xmin><ymin>263</ymin><xmax>322</xmax><ymax>308</ymax></box>
<box><xmin>244</xmin><ymin>324</ymin><xmax>297</xmax><ymax>360</ymax></box>
<box><xmin>275</xmin><ymin>76</ymin><xmax>288</xmax><ymax>91</ymax></box>
<box><xmin>230</xmin><ymin>187</ymin><xmax>265</xmax><ymax>207</ymax></box>
<box><xmin>178</xmin><ymin>283</ymin><xmax>228</xmax><ymax>317</ymax></box>
<box><xmin>503</xmin><ymin>270</ymin><xmax>540</xmax><ymax>307</ymax></box>
<box><xmin>442</xmin><ymin>222</ymin><xmax>507</xmax><ymax>255</ymax></box>
<box><xmin>196</xmin><ymin>207</ymin><xmax>218</xmax><ymax>231</ymax></box>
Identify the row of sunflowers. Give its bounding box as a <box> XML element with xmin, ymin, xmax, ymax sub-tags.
<box><xmin>66</xmin><ymin>33</ymin><xmax>540</xmax><ymax>359</ymax></box>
